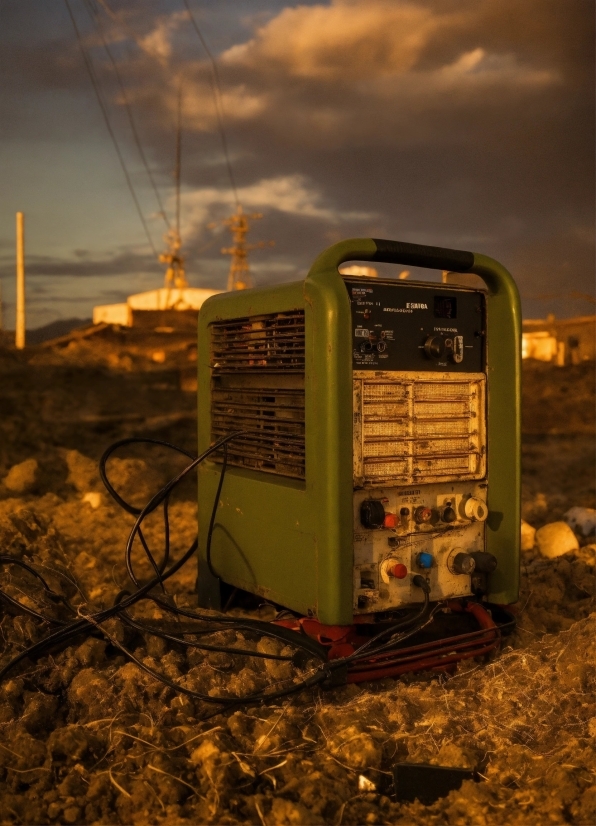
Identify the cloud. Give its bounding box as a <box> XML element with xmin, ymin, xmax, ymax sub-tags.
<box><xmin>3</xmin><ymin>1</ymin><xmax>580</xmax><ymax>155</ymax></box>
<box><xmin>0</xmin><ymin>250</ymin><xmax>158</xmax><ymax>279</ymax></box>
<box><xmin>178</xmin><ymin>174</ymin><xmax>376</xmax><ymax>237</ymax></box>
<box><xmin>103</xmin><ymin>0</ymin><xmax>569</xmax><ymax>154</ymax></box>
<box><xmin>137</xmin><ymin>11</ymin><xmax>188</xmax><ymax>62</ymax></box>
<box><xmin>222</xmin><ymin>1</ymin><xmax>437</xmax><ymax>80</ymax></box>
<box><xmin>0</xmin><ymin>0</ymin><xmax>592</xmax><ymax>321</ymax></box>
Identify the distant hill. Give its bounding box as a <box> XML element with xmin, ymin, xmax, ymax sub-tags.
<box><xmin>26</xmin><ymin>318</ymin><xmax>93</xmax><ymax>345</ymax></box>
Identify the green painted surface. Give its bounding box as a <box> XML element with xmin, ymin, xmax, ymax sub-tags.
<box><xmin>303</xmin><ymin>256</ymin><xmax>355</xmax><ymax>622</ymax></box>
<box><xmin>306</xmin><ymin>240</ymin><xmax>521</xmax><ymax>605</ymax></box>
<box><xmin>471</xmin><ymin>253</ymin><xmax>521</xmax><ymax>604</ymax></box>
<box><xmin>197</xmin><ymin>239</ymin><xmax>521</xmax><ymax>622</ymax></box>
<box><xmin>197</xmin><ymin>281</ymin><xmax>322</xmax><ymax>617</ymax></box>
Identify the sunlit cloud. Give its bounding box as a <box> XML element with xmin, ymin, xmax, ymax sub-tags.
<box><xmin>137</xmin><ymin>11</ymin><xmax>187</xmax><ymax>61</ymax></box>
<box><xmin>0</xmin><ymin>0</ymin><xmax>591</xmax><ymax>325</ymax></box>
<box><xmin>177</xmin><ymin>174</ymin><xmax>376</xmax><ymax>238</ymax></box>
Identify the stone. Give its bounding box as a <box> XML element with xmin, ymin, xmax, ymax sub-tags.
<box><xmin>536</xmin><ymin>522</ymin><xmax>579</xmax><ymax>559</ymax></box>
<box><xmin>521</xmin><ymin>520</ymin><xmax>536</xmax><ymax>551</ymax></box>
<box><xmin>564</xmin><ymin>507</ymin><xmax>596</xmax><ymax>537</ymax></box>
<box><xmin>64</xmin><ymin>450</ymin><xmax>99</xmax><ymax>493</ymax></box>
<box><xmin>3</xmin><ymin>458</ymin><xmax>39</xmax><ymax>494</ymax></box>
<box><xmin>82</xmin><ymin>492</ymin><xmax>102</xmax><ymax>509</ymax></box>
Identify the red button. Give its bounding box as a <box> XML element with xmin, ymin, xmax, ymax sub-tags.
<box><xmin>389</xmin><ymin>563</ymin><xmax>408</xmax><ymax>579</ymax></box>
<box><xmin>383</xmin><ymin>513</ymin><xmax>398</xmax><ymax>529</ymax></box>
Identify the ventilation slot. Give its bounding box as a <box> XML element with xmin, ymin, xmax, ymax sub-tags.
<box><xmin>210</xmin><ymin>312</ymin><xmax>306</xmax><ymax>479</ymax></box>
<box><xmin>211</xmin><ymin>312</ymin><xmax>305</xmax><ymax>372</ymax></box>
<box><xmin>354</xmin><ymin>372</ymin><xmax>486</xmax><ymax>487</ymax></box>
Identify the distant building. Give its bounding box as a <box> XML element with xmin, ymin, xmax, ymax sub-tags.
<box><xmin>340</xmin><ymin>265</ymin><xmax>379</xmax><ymax>278</ymax></box>
<box><xmin>93</xmin><ymin>286</ymin><xmax>221</xmax><ymax>330</ymax></box>
<box><xmin>522</xmin><ymin>315</ymin><xmax>595</xmax><ymax>365</ymax></box>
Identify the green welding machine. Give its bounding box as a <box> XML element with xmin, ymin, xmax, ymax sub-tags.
<box><xmin>196</xmin><ymin>239</ymin><xmax>521</xmax><ymax>625</ymax></box>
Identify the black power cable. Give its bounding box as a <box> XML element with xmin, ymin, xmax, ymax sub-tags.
<box><xmin>0</xmin><ymin>433</ymin><xmax>450</xmax><ymax>711</ymax></box>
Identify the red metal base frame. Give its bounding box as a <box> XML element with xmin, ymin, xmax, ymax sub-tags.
<box><xmin>274</xmin><ymin>600</ymin><xmax>502</xmax><ymax>683</ymax></box>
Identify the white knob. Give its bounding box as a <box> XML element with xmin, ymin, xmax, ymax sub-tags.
<box><xmin>464</xmin><ymin>497</ymin><xmax>488</xmax><ymax>521</ymax></box>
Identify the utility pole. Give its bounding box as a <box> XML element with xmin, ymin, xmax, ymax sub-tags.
<box><xmin>221</xmin><ymin>204</ymin><xmax>274</xmax><ymax>291</ymax></box>
<box><xmin>15</xmin><ymin>212</ymin><xmax>25</xmax><ymax>349</ymax></box>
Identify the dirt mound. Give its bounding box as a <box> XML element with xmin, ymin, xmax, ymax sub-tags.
<box><xmin>522</xmin><ymin>360</ymin><xmax>595</xmax><ymax>436</ymax></box>
<box><xmin>0</xmin><ymin>496</ymin><xmax>593</xmax><ymax>825</ymax></box>
<box><xmin>0</xmin><ymin>352</ymin><xmax>594</xmax><ymax>824</ymax></box>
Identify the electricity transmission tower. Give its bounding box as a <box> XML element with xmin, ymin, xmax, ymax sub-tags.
<box><xmin>221</xmin><ymin>205</ymin><xmax>274</xmax><ymax>291</ymax></box>
<box><xmin>160</xmin><ymin>86</ymin><xmax>188</xmax><ymax>293</ymax></box>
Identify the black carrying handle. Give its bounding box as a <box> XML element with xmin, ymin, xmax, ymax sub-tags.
<box><xmin>308</xmin><ymin>237</ymin><xmax>477</xmax><ymax>280</ymax></box>
<box><xmin>371</xmin><ymin>238</ymin><xmax>475</xmax><ymax>273</ymax></box>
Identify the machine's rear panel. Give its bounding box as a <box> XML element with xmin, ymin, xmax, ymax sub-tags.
<box><xmin>345</xmin><ymin>278</ymin><xmax>488</xmax><ymax>614</ymax></box>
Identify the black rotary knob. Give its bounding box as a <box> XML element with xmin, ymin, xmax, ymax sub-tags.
<box><xmin>424</xmin><ymin>336</ymin><xmax>445</xmax><ymax>359</ymax></box>
<box><xmin>360</xmin><ymin>499</ymin><xmax>386</xmax><ymax>529</ymax></box>
<box><xmin>470</xmin><ymin>551</ymin><xmax>498</xmax><ymax>573</ymax></box>
<box><xmin>451</xmin><ymin>552</ymin><xmax>476</xmax><ymax>575</ymax></box>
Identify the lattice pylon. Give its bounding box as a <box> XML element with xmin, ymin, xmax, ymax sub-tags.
<box><xmin>221</xmin><ymin>204</ymin><xmax>274</xmax><ymax>291</ymax></box>
<box><xmin>160</xmin><ymin>228</ymin><xmax>188</xmax><ymax>293</ymax></box>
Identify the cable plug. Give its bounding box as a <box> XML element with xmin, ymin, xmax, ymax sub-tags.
<box><xmin>412</xmin><ymin>574</ymin><xmax>431</xmax><ymax>594</ymax></box>
<box><xmin>321</xmin><ymin>662</ymin><xmax>349</xmax><ymax>689</ymax></box>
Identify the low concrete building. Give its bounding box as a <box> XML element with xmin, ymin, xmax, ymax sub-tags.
<box><xmin>523</xmin><ymin>315</ymin><xmax>595</xmax><ymax>365</ymax></box>
<box><xmin>93</xmin><ymin>287</ymin><xmax>221</xmax><ymax>329</ymax></box>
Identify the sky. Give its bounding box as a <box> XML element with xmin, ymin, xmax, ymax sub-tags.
<box><xmin>0</xmin><ymin>0</ymin><xmax>593</xmax><ymax>329</ymax></box>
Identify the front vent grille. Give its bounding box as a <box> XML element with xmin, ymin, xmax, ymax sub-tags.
<box><xmin>211</xmin><ymin>311</ymin><xmax>305</xmax><ymax>372</ymax></box>
<box><xmin>210</xmin><ymin>312</ymin><xmax>306</xmax><ymax>479</ymax></box>
<box><xmin>353</xmin><ymin>372</ymin><xmax>486</xmax><ymax>487</ymax></box>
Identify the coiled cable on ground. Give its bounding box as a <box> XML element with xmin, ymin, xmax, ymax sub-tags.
<box><xmin>0</xmin><ymin>434</ymin><xmax>462</xmax><ymax>710</ymax></box>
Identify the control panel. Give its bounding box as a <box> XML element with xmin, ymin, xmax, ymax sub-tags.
<box><xmin>343</xmin><ymin>279</ymin><xmax>485</xmax><ymax>372</ymax></box>
<box><xmin>344</xmin><ymin>276</ymin><xmax>490</xmax><ymax>615</ymax></box>
<box><xmin>353</xmin><ymin>482</ymin><xmax>493</xmax><ymax>613</ymax></box>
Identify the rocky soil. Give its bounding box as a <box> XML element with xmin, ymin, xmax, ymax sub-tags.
<box><xmin>0</xmin><ymin>336</ymin><xmax>594</xmax><ymax>826</ymax></box>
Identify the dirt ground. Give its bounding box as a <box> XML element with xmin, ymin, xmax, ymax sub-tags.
<box><xmin>0</xmin><ymin>330</ymin><xmax>594</xmax><ymax>826</ymax></box>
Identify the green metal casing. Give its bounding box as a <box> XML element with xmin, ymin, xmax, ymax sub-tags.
<box><xmin>197</xmin><ymin>239</ymin><xmax>521</xmax><ymax>624</ymax></box>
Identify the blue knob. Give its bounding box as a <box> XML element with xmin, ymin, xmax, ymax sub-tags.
<box><xmin>417</xmin><ymin>552</ymin><xmax>433</xmax><ymax>569</ymax></box>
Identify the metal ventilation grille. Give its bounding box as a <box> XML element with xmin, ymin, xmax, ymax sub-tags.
<box><xmin>210</xmin><ymin>312</ymin><xmax>306</xmax><ymax>479</ymax></box>
<box><xmin>211</xmin><ymin>312</ymin><xmax>305</xmax><ymax>372</ymax></box>
<box><xmin>353</xmin><ymin>371</ymin><xmax>486</xmax><ymax>487</ymax></box>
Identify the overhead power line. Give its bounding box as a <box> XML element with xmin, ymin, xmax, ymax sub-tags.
<box><xmin>82</xmin><ymin>0</ymin><xmax>171</xmax><ymax>231</ymax></box>
<box><xmin>94</xmin><ymin>0</ymin><xmax>149</xmax><ymax>56</ymax></box>
<box><xmin>95</xmin><ymin>0</ymin><xmax>240</xmax><ymax>207</ymax></box>
<box><xmin>63</xmin><ymin>0</ymin><xmax>160</xmax><ymax>261</ymax></box>
<box><xmin>182</xmin><ymin>0</ymin><xmax>239</xmax><ymax>206</ymax></box>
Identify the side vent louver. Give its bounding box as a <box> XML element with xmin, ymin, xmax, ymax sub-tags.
<box><xmin>210</xmin><ymin>312</ymin><xmax>306</xmax><ymax>479</ymax></box>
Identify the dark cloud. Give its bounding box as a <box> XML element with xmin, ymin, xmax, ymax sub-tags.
<box><xmin>0</xmin><ymin>0</ymin><xmax>593</xmax><ymax>320</ymax></box>
<box><xmin>0</xmin><ymin>250</ymin><xmax>157</xmax><ymax>278</ymax></box>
